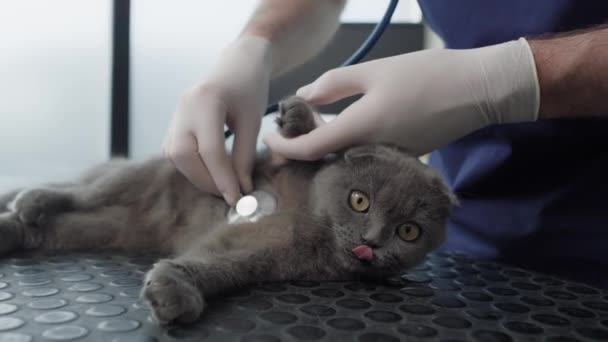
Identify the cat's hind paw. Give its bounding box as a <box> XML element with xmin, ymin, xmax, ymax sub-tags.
<box><xmin>9</xmin><ymin>189</ymin><xmax>73</xmax><ymax>227</ymax></box>
<box><xmin>276</xmin><ymin>96</ymin><xmax>317</xmax><ymax>138</ymax></box>
<box><xmin>142</xmin><ymin>260</ymin><xmax>204</xmax><ymax>325</ymax></box>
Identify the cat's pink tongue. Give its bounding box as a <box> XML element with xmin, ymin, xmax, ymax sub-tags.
<box><xmin>352</xmin><ymin>245</ymin><xmax>374</xmax><ymax>261</ymax></box>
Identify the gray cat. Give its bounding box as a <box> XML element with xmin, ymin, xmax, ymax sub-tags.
<box><xmin>0</xmin><ymin>96</ymin><xmax>456</xmax><ymax>324</ymax></box>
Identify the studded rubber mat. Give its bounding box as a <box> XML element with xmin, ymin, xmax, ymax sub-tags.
<box><xmin>0</xmin><ymin>252</ymin><xmax>606</xmax><ymax>342</ymax></box>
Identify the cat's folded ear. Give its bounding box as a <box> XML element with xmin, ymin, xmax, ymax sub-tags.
<box><xmin>430</xmin><ymin>176</ymin><xmax>460</xmax><ymax>207</ymax></box>
<box><xmin>345</xmin><ymin>144</ymin><xmax>459</xmax><ymax>208</ymax></box>
<box><xmin>448</xmin><ymin>192</ymin><xmax>460</xmax><ymax>207</ymax></box>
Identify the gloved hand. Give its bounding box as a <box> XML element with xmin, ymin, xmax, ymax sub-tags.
<box><xmin>163</xmin><ymin>36</ymin><xmax>271</xmax><ymax>205</ymax></box>
<box><xmin>264</xmin><ymin>38</ymin><xmax>539</xmax><ymax>160</ymax></box>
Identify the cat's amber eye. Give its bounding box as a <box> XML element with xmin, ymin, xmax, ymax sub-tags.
<box><xmin>397</xmin><ymin>223</ymin><xmax>420</xmax><ymax>242</ymax></box>
<box><xmin>349</xmin><ymin>190</ymin><xmax>370</xmax><ymax>212</ymax></box>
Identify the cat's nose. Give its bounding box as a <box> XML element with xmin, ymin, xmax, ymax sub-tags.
<box><xmin>360</xmin><ymin>235</ymin><xmax>381</xmax><ymax>248</ymax></box>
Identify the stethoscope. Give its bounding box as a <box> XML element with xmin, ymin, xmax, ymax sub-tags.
<box><xmin>226</xmin><ymin>0</ymin><xmax>399</xmax><ymax>223</ymax></box>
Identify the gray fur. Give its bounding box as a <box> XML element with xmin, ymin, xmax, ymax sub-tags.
<box><xmin>0</xmin><ymin>96</ymin><xmax>455</xmax><ymax>324</ymax></box>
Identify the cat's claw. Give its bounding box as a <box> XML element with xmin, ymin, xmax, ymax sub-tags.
<box><xmin>141</xmin><ymin>260</ymin><xmax>204</xmax><ymax>325</ymax></box>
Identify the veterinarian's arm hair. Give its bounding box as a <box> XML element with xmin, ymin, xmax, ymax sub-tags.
<box><xmin>241</xmin><ymin>0</ymin><xmax>347</xmax><ymax>77</ymax></box>
<box><xmin>528</xmin><ymin>24</ymin><xmax>608</xmax><ymax>118</ymax></box>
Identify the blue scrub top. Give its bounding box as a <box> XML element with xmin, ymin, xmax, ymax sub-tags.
<box><xmin>418</xmin><ymin>0</ymin><xmax>608</xmax><ymax>287</ymax></box>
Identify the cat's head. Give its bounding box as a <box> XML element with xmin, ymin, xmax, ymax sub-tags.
<box><xmin>311</xmin><ymin>144</ymin><xmax>456</xmax><ymax>277</ymax></box>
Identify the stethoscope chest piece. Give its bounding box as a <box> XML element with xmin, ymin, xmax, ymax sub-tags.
<box><xmin>227</xmin><ymin>190</ymin><xmax>277</xmax><ymax>224</ymax></box>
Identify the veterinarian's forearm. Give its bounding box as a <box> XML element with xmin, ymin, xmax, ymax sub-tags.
<box><xmin>529</xmin><ymin>25</ymin><xmax>608</xmax><ymax>119</ymax></box>
<box><xmin>241</xmin><ymin>0</ymin><xmax>346</xmax><ymax>77</ymax></box>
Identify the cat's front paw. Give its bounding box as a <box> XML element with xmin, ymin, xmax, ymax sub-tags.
<box><xmin>141</xmin><ymin>260</ymin><xmax>204</xmax><ymax>325</ymax></box>
<box><xmin>276</xmin><ymin>96</ymin><xmax>316</xmax><ymax>138</ymax></box>
<box><xmin>9</xmin><ymin>189</ymin><xmax>72</xmax><ymax>227</ymax></box>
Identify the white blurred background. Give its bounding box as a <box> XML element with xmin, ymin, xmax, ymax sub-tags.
<box><xmin>0</xmin><ymin>0</ymin><xmax>437</xmax><ymax>191</ymax></box>
<box><xmin>0</xmin><ymin>0</ymin><xmax>112</xmax><ymax>189</ymax></box>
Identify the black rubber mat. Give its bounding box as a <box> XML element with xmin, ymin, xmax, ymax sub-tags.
<box><xmin>0</xmin><ymin>251</ymin><xmax>606</xmax><ymax>341</ymax></box>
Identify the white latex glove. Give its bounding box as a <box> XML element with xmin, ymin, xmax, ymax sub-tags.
<box><xmin>164</xmin><ymin>36</ymin><xmax>271</xmax><ymax>205</ymax></box>
<box><xmin>264</xmin><ymin>38</ymin><xmax>539</xmax><ymax>159</ymax></box>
